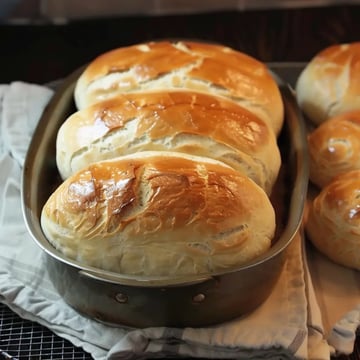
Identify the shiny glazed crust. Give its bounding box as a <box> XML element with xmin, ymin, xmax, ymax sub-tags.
<box><xmin>308</xmin><ymin>110</ymin><xmax>360</xmax><ymax>188</ymax></box>
<box><xmin>296</xmin><ymin>42</ymin><xmax>360</xmax><ymax>125</ymax></box>
<box><xmin>41</xmin><ymin>152</ymin><xmax>276</xmax><ymax>276</ymax></box>
<box><xmin>306</xmin><ymin>170</ymin><xmax>360</xmax><ymax>270</ymax></box>
<box><xmin>74</xmin><ymin>41</ymin><xmax>284</xmax><ymax>135</ymax></box>
<box><xmin>56</xmin><ymin>90</ymin><xmax>281</xmax><ymax>194</ymax></box>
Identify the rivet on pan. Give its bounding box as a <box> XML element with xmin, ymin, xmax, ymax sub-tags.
<box><xmin>192</xmin><ymin>293</ymin><xmax>206</xmax><ymax>303</ymax></box>
<box><xmin>115</xmin><ymin>293</ymin><xmax>128</xmax><ymax>303</ymax></box>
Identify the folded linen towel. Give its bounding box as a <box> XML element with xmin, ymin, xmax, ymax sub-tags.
<box><xmin>0</xmin><ymin>81</ymin><xmax>357</xmax><ymax>360</ymax></box>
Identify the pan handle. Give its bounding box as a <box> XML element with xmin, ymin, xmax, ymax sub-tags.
<box><xmin>78</xmin><ymin>269</ymin><xmax>214</xmax><ymax>288</ymax></box>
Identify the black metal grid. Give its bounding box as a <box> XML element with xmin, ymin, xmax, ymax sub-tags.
<box><xmin>0</xmin><ymin>302</ymin><xmax>93</xmax><ymax>360</ymax></box>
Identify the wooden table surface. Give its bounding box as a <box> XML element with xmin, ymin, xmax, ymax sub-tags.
<box><xmin>1</xmin><ymin>4</ymin><xmax>360</xmax><ymax>359</ymax></box>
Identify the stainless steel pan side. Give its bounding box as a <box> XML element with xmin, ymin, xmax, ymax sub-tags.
<box><xmin>21</xmin><ymin>66</ymin><xmax>308</xmax><ymax>328</ymax></box>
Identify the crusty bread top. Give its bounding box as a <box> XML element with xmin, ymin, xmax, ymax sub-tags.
<box><xmin>306</xmin><ymin>169</ymin><xmax>360</xmax><ymax>270</ymax></box>
<box><xmin>57</xmin><ymin>90</ymin><xmax>281</xmax><ymax>194</ymax></box>
<box><xmin>74</xmin><ymin>40</ymin><xmax>284</xmax><ymax>135</ymax></box>
<box><xmin>308</xmin><ymin>110</ymin><xmax>360</xmax><ymax>188</ymax></box>
<box><xmin>296</xmin><ymin>42</ymin><xmax>360</xmax><ymax>125</ymax></box>
<box><xmin>41</xmin><ymin>151</ymin><xmax>275</xmax><ymax>276</ymax></box>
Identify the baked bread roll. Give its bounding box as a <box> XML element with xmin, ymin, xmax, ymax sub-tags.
<box><xmin>74</xmin><ymin>40</ymin><xmax>284</xmax><ymax>136</ymax></box>
<box><xmin>41</xmin><ymin>151</ymin><xmax>276</xmax><ymax>276</ymax></box>
<box><xmin>308</xmin><ymin>110</ymin><xmax>360</xmax><ymax>188</ymax></box>
<box><xmin>296</xmin><ymin>42</ymin><xmax>360</xmax><ymax>126</ymax></box>
<box><xmin>56</xmin><ymin>90</ymin><xmax>281</xmax><ymax>194</ymax></box>
<box><xmin>306</xmin><ymin>170</ymin><xmax>360</xmax><ymax>270</ymax></box>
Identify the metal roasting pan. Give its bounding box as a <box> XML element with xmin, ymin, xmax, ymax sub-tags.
<box><xmin>21</xmin><ymin>65</ymin><xmax>309</xmax><ymax>328</ymax></box>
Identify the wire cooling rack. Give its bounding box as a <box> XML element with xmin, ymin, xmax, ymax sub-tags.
<box><xmin>0</xmin><ymin>302</ymin><xmax>93</xmax><ymax>360</ymax></box>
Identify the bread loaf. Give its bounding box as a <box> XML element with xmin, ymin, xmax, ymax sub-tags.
<box><xmin>308</xmin><ymin>110</ymin><xmax>360</xmax><ymax>188</ymax></box>
<box><xmin>74</xmin><ymin>40</ymin><xmax>284</xmax><ymax>135</ymax></box>
<box><xmin>296</xmin><ymin>42</ymin><xmax>360</xmax><ymax>126</ymax></box>
<box><xmin>305</xmin><ymin>170</ymin><xmax>360</xmax><ymax>270</ymax></box>
<box><xmin>40</xmin><ymin>40</ymin><xmax>285</xmax><ymax>277</ymax></box>
<box><xmin>41</xmin><ymin>151</ymin><xmax>276</xmax><ymax>276</ymax></box>
<box><xmin>56</xmin><ymin>90</ymin><xmax>281</xmax><ymax>194</ymax></box>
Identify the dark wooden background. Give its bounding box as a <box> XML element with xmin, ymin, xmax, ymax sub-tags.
<box><xmin>1</xmin><ymin>4</ymin><xmax>360</xmax><ymax>84</ymax></box>
<box><xmin>1</xmin><ymin>3</ymin><xmax>360</xmax><ymax>359</ymax></box>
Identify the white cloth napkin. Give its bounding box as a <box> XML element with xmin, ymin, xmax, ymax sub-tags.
<box><xmin>0</xmin><ymin>81</ymin><xmax>358</xmax><ymax>360</ymax></box>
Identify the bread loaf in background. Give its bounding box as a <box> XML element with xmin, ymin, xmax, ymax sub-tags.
<box><xmin>298</xmin><ymin>42</ymin><xmax>360</xmax><ymax>271</ymax></box>
<box><xmin>305</xmin><ymin>170</ymin><xmax>360</xmax><ymax>270</ymax></box>
<box><xmin>74</xmin><ymin>40</ymin><xmax>284</xmax><ymax>136</ymax></box>
<box><xmin>308</xmin><ymin>110</ymin><xmax>360</xmax><ymax>188</ymax></box>
<box><xmin>296</xmin><ymin>42</ymin><xmax>360</xmax><ymax>126</ymax></box>
<box><xmin>56</xmin><ymin>90</ymin><xmax>281</xmax><ymax>194</ymax></box>
<box><xmin>41</xmin><ymin>151</ymin><xmax>276</xmax><ymax>276</ymax></box>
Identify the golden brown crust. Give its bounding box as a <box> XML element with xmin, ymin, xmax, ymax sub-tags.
<box><xmin>296</xmin><ymin>42</ymin><xmax>360</xmax><ymax>125</ymax></box>
<box><xmin>306</xmin><ymin>170</ymin><xmax>360</xmax><ymax>270</ymax></box>
<box><xmin>308</xmin><ymin>110</ymin><xmax>360</xmax><ymax>188</ymax></box>
<box><xmin>57</xmin><ymin>90</ymin><xmax>281</xmax><ymax>194</ymax></box>
<box><xmin>74</xmin><ymin>40</ymin><xmax>284</xmax><ymax>135</ymax></box>
<box><xmin>41</xmin><ymin>152</ymin><xmax>275</xmax><ymax>276</ymax></box>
